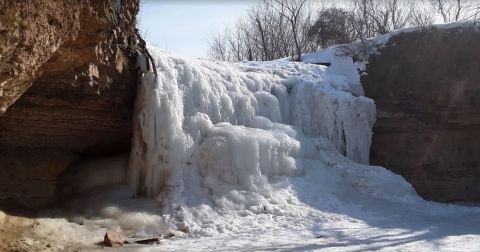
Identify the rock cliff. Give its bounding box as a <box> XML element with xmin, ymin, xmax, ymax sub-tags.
<box><xmin>0</xmin><ymin>0</ymin><xmax>139</xmax><ymax>208</ymax></box>
<box><xmin>363</xmin><ymin>25</ymin><xmax>480</xmax><ymax>202</ymax></box>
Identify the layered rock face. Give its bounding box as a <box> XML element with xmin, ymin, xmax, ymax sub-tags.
<box><xmin>0</xmin><ymin>0</ymin><xmax>139</xmax><ymax>207</ymax></box>
<box><xmin>363</xmin><ymin>25</ymin><xmax>480</xmax><ymax>202</ymax></box>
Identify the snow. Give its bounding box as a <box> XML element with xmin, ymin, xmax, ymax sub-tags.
<box><xmin>7</xmin><ymin>186</ymin><xmax>170</xmax><ymax>251</ymax></box>
<box><xmin>121</xmin><ymin>41</ymin><xmax>480</xmax><ymax>251</ymax></box>
<box><xmin>300</xmin><ymin>20</ymin><xmax>480</xmax><ymax>78</ymax></box>
<box><xmin>300</xmin><ymin>47</ymin><xmax>366</xmax><ymax>97</ymax></box>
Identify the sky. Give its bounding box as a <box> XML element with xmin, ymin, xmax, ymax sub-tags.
<box><xmin>138</xmin><ymin>0</ymin><xmax>256</xmax><ymax>58</ymax></box>
<box><xmin>137</xmin><ymin>0</ymin><xmax>449</xmax><ymax>59</ymax></box>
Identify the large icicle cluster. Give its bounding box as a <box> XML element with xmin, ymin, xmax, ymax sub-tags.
<box><xmin>127</xmin><ymin>48</ymin><xmax>416</xmax><ymax>235</ymax></box>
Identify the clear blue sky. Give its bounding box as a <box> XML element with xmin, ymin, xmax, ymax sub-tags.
<box><xmin>138</xmin><ymin>0</ymin><xmax>255</xmax><ymax>58</ymax></box>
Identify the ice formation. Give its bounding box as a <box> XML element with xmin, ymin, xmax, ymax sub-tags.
<box><xmin>125</xmin><ymin>46</ymin><xmax>422</xmax><ymax>236</ymax></box>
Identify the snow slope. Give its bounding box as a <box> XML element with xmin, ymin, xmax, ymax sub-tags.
<box><xmin>123</xmin><ymin>42</ymin><xmax>480</xmax><ymax>251</ymax></box>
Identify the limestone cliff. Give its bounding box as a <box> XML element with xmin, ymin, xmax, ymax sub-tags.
<box><xmin>363</xmin><ymin>25</ymin><xmax>480</xmax><ymax>202</ymax></box>
<box><xmin>0</xmin><ymin>0</ymin><xmax>139</xmax><ymax>207</ymax></box>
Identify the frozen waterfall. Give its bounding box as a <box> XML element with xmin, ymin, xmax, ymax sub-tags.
<box><xmin>129</xmin><ymin>48</ymin><xmax>375</xmax><ymax>193</ymax></box>
<box><xmin>127</xmin><ymin>48</ymin><xmax>417</xmax><ymax>235</ymax></box>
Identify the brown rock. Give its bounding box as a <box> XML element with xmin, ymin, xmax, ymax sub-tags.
<box><xmin>362</xmin><ymin>24</ymin><xmax>480</xmax><ymax>202</ymax></box>
<box><xmin>0</xmin><ymin>0</ymin><xmax>140</xmax><ymax>207</ymax></box>
<box><xmin>104</xmin><ymin>231</ymin><xmax>124</xmax><ymax>248</ymax></box>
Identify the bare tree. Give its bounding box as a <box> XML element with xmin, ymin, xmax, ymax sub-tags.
<box><xmin>308</xmin><ymin>8</ymin><xmax>355</xmax><ymax>48</ymax></box>
<box><xmin>207</xmin><ymin>33</ymin><xmax>227</xmax><ymax>61</ymax></box>
<box><xmin>208</xmin><ymin>0</ymin><xmax>479</xmax><ymax>63</ymax></box>
<box><xmin>388</xmin><ymin>0</ymin><xmax>409</xmax><ymax>29</ymax></box>
<box><xmin>264</xmin><ymin>0</ymin><xmax>310</xmax><ymax>61</ymax></box>
<box><xmin>208</xmin><ymin>0</ymin><xmax>314</xmax><ymax>62</ymax></box>
<box><xmin>409</xmin><ymin>1</ymin><xmax>435</xmax><ymax>27</ymax></box>
<box><xmin>350</xmin><ymin>0</ymin><xmax>410</xmax><ymax>35</ymax></box>
<box><xmin>429</xmin><ymin>0</ymin><xmax>480</xmax><ymax>22</ymax></box>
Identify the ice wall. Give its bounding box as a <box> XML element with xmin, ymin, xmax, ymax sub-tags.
<box><xmin>129</xmin><ymin>49</ymin><xmax>374</xmax><ymax>194</ymax></box>
<box><xmin>128</xmin><ymin>48</ymin><xmax>395</xmax><ymax>234</ymax></box>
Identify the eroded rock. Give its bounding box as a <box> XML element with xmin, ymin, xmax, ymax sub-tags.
<box><xmin>0</xmin><ymin>0</ymin><xmax>139</xmax><ymax>207</ymax></box>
